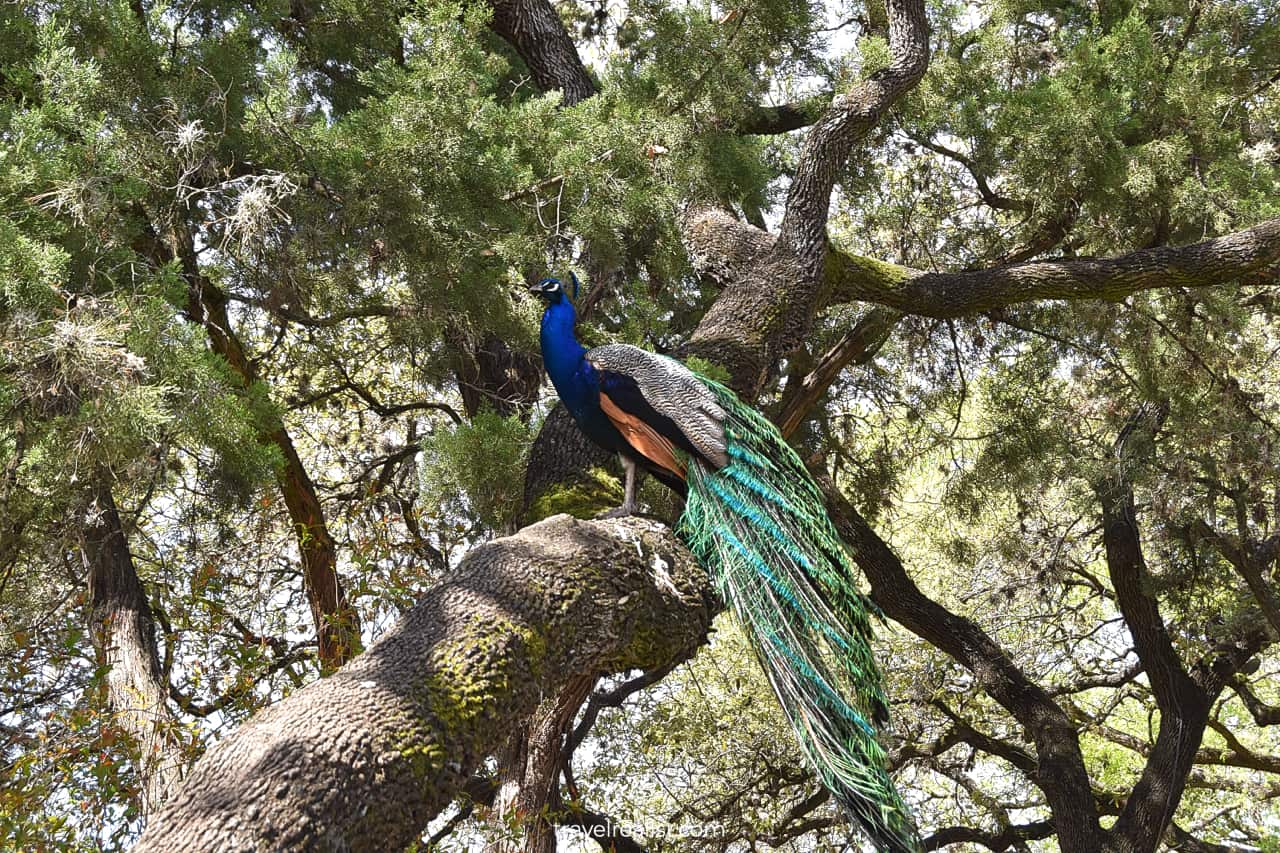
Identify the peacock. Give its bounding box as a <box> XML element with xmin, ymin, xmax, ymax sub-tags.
<box><xmin>530</xmin><ymin>275</ymin><xmax>920</xmax><ymax>853</ymax></box>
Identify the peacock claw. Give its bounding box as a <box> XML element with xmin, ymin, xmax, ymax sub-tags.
<box><xmin>598</xmin><ymin>504</ymin><xmax>636</xmax><ymax>519</ymax></box>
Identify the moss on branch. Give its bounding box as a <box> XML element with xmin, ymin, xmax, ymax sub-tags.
<box><xmin>133</xmin><ymin>515</ymin><xmax>711</xmax><ymax>853</ymax></box>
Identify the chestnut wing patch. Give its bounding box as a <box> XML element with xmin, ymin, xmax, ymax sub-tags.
<box><xmin>592</xmin><ymin>366</ymin><xmax>705</xmax><ymax>482</ymax></box>
<box><xmin>598</xmin><ymin>391</ymin><xmax>687</xmax><ymax>481</ymax></box>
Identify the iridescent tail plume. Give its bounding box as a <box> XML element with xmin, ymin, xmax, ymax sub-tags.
<box><xmin>678</xmin><ymin>376</ymin><xmax>920</xmax><ymax>853</ymax></box>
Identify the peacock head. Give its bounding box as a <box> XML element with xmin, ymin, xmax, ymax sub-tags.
<box><xmin>529</xmin><ymin>277</ymin><xmax>565</xmax><ymax>303</ymax></box>
<box><xmin>528</xmin><ymin>273</ymin><xmax>581</xmax><ymax>304</ymax></box>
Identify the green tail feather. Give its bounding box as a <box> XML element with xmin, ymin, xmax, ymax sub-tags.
<box><xmin>678</xmin><ymin>374</ymin><xmax>921</xmax><ymax>853</ymax></box>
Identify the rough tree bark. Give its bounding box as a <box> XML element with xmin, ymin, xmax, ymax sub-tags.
<box><xmin>132</xmin><ymin>515</ymin><xmax>712</xmax><ymax>851</ymax></box>
<box><xmin>488</xmin><ymin>676</ymin><xmax>595</xmax><ymax>853</ymax></box>
<box><xmin>684</xmin><ymin>0</ymin><xmax>929</xmax><ymax>392</ymax></box>
<box><xmin>685</xmin><ymin>208</ymin><xmax>1280</xmax><ymax>320</ymax></box>
<box><xmin>1096</xmin><ymin>406</ymin><xmax>1268</xmax><ymax>853</ymax></box>
<box><xmin>487</xmin><ymin>0</ymin><xmax>596</xmax><ymax>107</ymax></box>
<box><xmin>81</xmin><ymin>476</ymin><xmax>186</xmax><ymax>815</ymax></box>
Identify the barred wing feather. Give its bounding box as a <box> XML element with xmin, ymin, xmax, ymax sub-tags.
<box><xmin>586</xmin><ymin>344</ymin><xmax>729</xmax><ymax>469</ymax></box>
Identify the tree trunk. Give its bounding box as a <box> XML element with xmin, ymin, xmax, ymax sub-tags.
<box><xmin>81</xmin><ymin>476</ymin><xmax>185</xmax><ymax>814</ymax></box>
<box><xmin>488</xmin><ymin>676</ymin><xmax>595</xmax><ymax>853</ymax></box>
<box><xmin>487</xmin><ymin>0</ymin><xmax>596</xmax><ymax>107</ymax></box>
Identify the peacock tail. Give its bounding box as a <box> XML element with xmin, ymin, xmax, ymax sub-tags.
<box><xmin>677</xmin><ymin>372</ymin><xmax>921</xmax><ymax>853</ymax></box>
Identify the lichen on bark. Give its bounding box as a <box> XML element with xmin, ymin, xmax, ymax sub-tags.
<box><xmin>132</xmin><ymin>515</ymin><xmax>711</xmax><ymax>853</ymax></box>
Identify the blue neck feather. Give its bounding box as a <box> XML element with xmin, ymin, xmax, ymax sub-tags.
<box><xmin>538</xmin><ymin>291</ymin><xmax>632</xmax><ymax>458</ymax></box>
<box><xmin>539</xmin><ymin>294</ymin><xmax>596</xmax><ymax>420</ymax></box>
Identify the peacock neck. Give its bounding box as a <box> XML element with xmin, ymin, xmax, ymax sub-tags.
<box><xmin>539</xmin><ymin>298</ymin><xmax>594</xmax><ymax>413</ymax></box>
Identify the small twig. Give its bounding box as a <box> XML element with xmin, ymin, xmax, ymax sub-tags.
<box><xmin>502</xmin><ymin>149</ymin><xmax>615</xmax><ymax>202</ymax></box>
<box><xmin>561</xmin><ymin>661</ymin><xmax>681</xmax><ymax>764</ymax></box>
<box><xmin>503</xmin><ymin>173</ymin><xmax>566</xmax><ymax>203</ymax></box>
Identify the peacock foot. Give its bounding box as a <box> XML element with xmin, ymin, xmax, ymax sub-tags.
<box><xmin>598</xmin><ymin>503</ymin><xmax>636</xmax><ymax>519</ymax></box>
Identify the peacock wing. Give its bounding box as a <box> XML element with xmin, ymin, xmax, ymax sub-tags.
<box><xmin>586</xmin><ymin>344</ymin><xmax>729</xmax><ymax>470</ymax></box>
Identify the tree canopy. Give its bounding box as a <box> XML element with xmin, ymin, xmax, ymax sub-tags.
<box><xmin>1</xmin><ymin>0</ymin><xmax>1278</xmax><ymax>851</ymax></box>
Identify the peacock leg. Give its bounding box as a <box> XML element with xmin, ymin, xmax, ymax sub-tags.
<box><xmin>600</xmin><ymin>455</ymin><xmax>637</xmax><ymax>518</ymax></box>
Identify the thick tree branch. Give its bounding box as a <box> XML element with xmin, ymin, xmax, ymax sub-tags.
<box><xmin>816</xmin><ymin>475</ymin><xmax>1106</xmax><ymax>852</ymax></box>
<box><xmin>492</xmin><ymin>675</ymin><xmax>596</xmax><ymax>853</ymax></box>
<box><xmin>775</xmin><ymin>306</ymin><xmax>900</xmax><ymax>438</ymax></box>
<box><xmin>487</xmin><ymin>0</ymin><xmax>596</xmax><ymax>106</ymax></box>
<box><xmin>733</xmin><ymin>92</ymin><xmax>833</xmax><ymax>135</ymax></box>
<box><xmin>777</xmin><ymin>0</ymin><xmax>929</xmax><ymax>260</ymax></box>
<box><xmin>133</xmin><ymin>515</ymin><xmax>711</xmax><ymax>852</ymax></box>
<box><xmin>1229</xmin><ymin>678</ymin><xmax>1280</xmax><ymax>726</ymax></box>
<box><xmin>1097</xmin><ymin>404</ymin><xmax>1193</xmax><ymax>712</ymax></box>
<box><xmin>830</xmin><ymin>217</ymin><xmax>1280</xmax><ymax>316</ymax></box>
<box><xmin>923</xmin><ymin>820</ymin><xmax>1056</xmax><ymax>851</ymax></box>
<box><xmin>688</xmin><ymin>211</ymin><xmax>1280</xmax><ymax>320</ymax></box>
<box><xmin>521</xmin><ymin>404</ymin><xmax>619</xmax><ymax>523</ymax></box>
<box><xmin>683</xmin><ymin>0</ymin><xmax>928</xmax><ymax>391</ymax></box>
<box><xmin>1095</xmin><ymin>404</ymin><xmax>1229</xmax><ymax>853</ymax></box>
<box><xmin>682</xmin><ymin>207</ymin><xmax>776</xmax><ymax>288</ymax></box>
